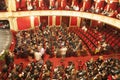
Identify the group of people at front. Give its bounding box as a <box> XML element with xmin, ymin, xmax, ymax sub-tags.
<box><xmin>1</xmin><ymin>54</ymin><xmax>120</xmax><ymax>80</ymax></box>
<box><xmin>14</xmin><ymin>25</ymin><xmax>86</xmax><ymax>61</ymax></box>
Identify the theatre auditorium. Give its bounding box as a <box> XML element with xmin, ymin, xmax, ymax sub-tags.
<box><xmin>0</xmin><ymin>0</ymin><xmax>120</xmax><ymax>80</ymax></box>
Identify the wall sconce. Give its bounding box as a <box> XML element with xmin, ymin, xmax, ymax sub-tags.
<box><xmin>17</xmin><ymin>0</ymin><xmax>20</xmax><ymax>2</ymax></box>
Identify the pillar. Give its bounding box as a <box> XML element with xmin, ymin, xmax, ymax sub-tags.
<box><xmin>82</xmin><ymin>0</ymin><xmax>86</xmax><ymax>11</ymax></box>
<box><xmin>6</xmin><ymin>0</ymin><xmax>16</xmax><ymax>11</ymax></box>
<box><xmin>8</xmin><ymin>17</ymin><xmax>18</xmax><ymax>31</ymax></box>
<box><xmin>77</xmin><ymin>17</ymin><xmax>81</xmax><ymax>27</ymax></box>
<box><xmin>71</xmin><ymin>0</ymin><xmax>74</xmax><ymax>7</ymax></box>
<box><xmin>52</xmin><ymin>16</ymin><xmax>56</xmax><ymax>26</ymax></box>
<box><xmin>30</xmin><ymin>16</ymin><xmax>35</xmax><ymax>29</ymax></box>
<box><xmin>38</xmin><ymin>0</ymin><xmax>43</xmax><ymax>7</ymax></box>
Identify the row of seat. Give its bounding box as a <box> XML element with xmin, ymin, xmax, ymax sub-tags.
<box><xmin>69</xmin><ymin>26</ymin><xmax>120</xmax><ymax>55</ymax></box>
<box><xmin>69</xmin><ymin>27</ymin><xmax>98</xmax><ymax>55</ymax></box>
<box><xmin>99</xmin><ymin>26</ymin><xmax>120</xmax><ymax>48</ymax></box>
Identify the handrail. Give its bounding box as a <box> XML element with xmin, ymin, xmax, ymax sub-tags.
<box><xmin>0</xmin><ymin>10</ymin><xmax>120</xmax><ymax>29</ymax></box>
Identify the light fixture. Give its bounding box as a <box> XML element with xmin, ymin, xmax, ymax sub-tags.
<box><xmin>30</xmin><ymin>16</ymin><xmax>34</xmax><ymax>20</ymax></box>
<box><xmin>17</xmin><ymin>0</ymin><xmax>20</xmax><ymax>2</ymax></box>
<box><xmin>98</xmin><ymin>21</ymin><xmax>101</xmax><ymax>23</ymax></box>
<box><xmin>97</xmin><ymin>0</ymin><xmax>100</xmax><ymax>3</ymax></box>
<box><xmin>110</xmin><ymin>1</ymin><xmax>113</xmax><ymax>3</ymax></box>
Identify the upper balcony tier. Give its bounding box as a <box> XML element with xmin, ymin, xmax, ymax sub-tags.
<box><xmin>0</xmin><ymin>0</ymin><xmax>120</xmax><ymax>19</ymax></box>
<box><xmin>0</xmin><ymin>10</ymin><xmax>120</xmax><ymax>29</ymax></box>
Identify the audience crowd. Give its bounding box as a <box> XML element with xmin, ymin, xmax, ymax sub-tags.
<box><xmin>14</xmin><ymin>25</ymin><xmax>86</xmax><ymax>60</ymax></box>
<box><xmin>0</xmin><ymin>0</ymin><xmax>6</xmax><ymax>11</ymax></box>
<box><xmin>1</xmin><ymin>0</ymin><xmax>120</xmax><ymax>19</ymax></box>
<box><xmin>0</xmin><ymin>24</ymin><xmax>120</xmax><ymax>80</ymax></box>
<box><xmin>0</xmin><ymin>20</ymin><xmax>10</xmax><ymax>29</ymax></box>
<box><xmin>93</xmin><ymin>24</ymin><xmax>120</xmax><ymax>54</ymax></box>
<box><xmin>14</xmin><ymin>23</ymin><xmax>120</xmax><ymax>60</ymax></box>
<box><xmin>15</xmin><ymin>0</ymin><xmax>120</xmax><ymax>20</ymax></box>
<box><xmin>0</xmin><ymin>54</ymin><xmax>120</xmax><ymax>80</ymax></box>
<box><xmin>0</xmin><ymin>0</ymin><xmax>120</xmax><ymax>79</ymax></box>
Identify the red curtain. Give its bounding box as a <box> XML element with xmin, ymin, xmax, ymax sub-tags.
<box><xmin>40</xmin><ymin>16</ymin><xmax>48</xmax><ymax>26</ymax></box>
<box><xmin>16</xmin><ymin>0</ymin><xmax>19</xmax><ymax>10</ymax></box>
<box><xmin>96</xmin><ymin>1</ymin><xmax>105</xmax><ymax>9</ymax></box>
<box><xmin>34</xmin><ymin>17</ymin><xmax>39</xmax><ymax>27</ymax></box>
<box><xmin>16</xmin><ymin>0</ymin><xmax>27</xmax><ymax>10</ymax></box>
<box><xmin>84</xmin><ymin>0</ymin><xmax>92</xmax><ymax>11</ymax></box>
<box><xmin>91</xmin><ymin>20</ymin><xmax>98</xmax><ymax>27</ymax></box>
<box><xmin>62</xmin><ymin>16</ymin><xmax>70</xmax><ymax>27</ymax></box>
<box><xmin>48</xmin><ymin>16</ymin><xmax>52</xmax><ymax>26</ymax></box>
<box><xmin>91</xmin><ymin>20</ymin><xmax>103</xmax><ymax>28</ymax></box>
<box><xmin>56</xmin><ymin>16</ymin><xmax>61</xmax><ymax>26</ymax></box>
<box><xmin>79</xmin><ymin>1</ymin><xmax>83</xmax><ymax>8</ymax></box>
<box><xmin>104</xmin><ymin>1</ymin><xmax>118</xmax><ymax>11</ymax></box>
<box><xmin>17</xmin><ymin>16</ymin><xmax>31</xmax><ymax>30</ymax></box>
<box><xmin>70</xmin><ymin>17</ymin><xmax>77</xmax><ymax>26</ymax></box>
<box><xmin>109</xmin><ymin>2</ymin><xmax>118</xmax><ymax>10</ymax></box>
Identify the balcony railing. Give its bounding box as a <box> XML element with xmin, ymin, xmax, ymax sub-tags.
<box><xmin>0</xmin><ymin>10</ymin><xmax>120</xmax><ymax>29</ymax></box>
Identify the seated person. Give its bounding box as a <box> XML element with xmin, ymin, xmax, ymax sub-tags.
<box><xmin>94</xmin><ymin>44</ymin><xmax>102</xmax><ymax>54</ymax></box>
<box><xmin>59</xmin><ymin>45</ymin><xmax>67</xmax><ymax>58</ymax></box>
<box><xmin>82</xmin><ymin>25</ymin><xmax>87</xmax><ymax>32</ymax></box>
<box><xmin>116</xmin><ymin>13</ymin><xmax>120</xmax><ymax>19</ymax></box>
<box><xmin>80</xmin><ymin>46</ymin><xmax>87</xmax><ymax>56</ymax></box>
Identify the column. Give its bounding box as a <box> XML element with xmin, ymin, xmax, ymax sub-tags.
<box><xmin>52</xmin><ymin>16</ymin><xmax>56</xmax><ymax>26</ymax></box>
<box><xmin>37</xmin><ymin>16</ymin><xmax>40</xmax><ymax>26</ymax></box>
<box><xmin>82</xmin><ymin>1</ymin><xmax>86</xmax><ymax>11</ymax></box>
<box><xmin>107</xmin><ymin>4</ymin><xmax>110</xmax><ymax>11</ymax></box>
<box><xmin>106</xmin><ymin>0</ymin><xmax>110</xmax><ymax>11</ymax></box>
<box><xmin>30</xmin><ymin>16</ymin><xmax>35</xmax><ymax>29</ymax></box>
<box><xmin>77</xmin><ymin>17</ymin><xmax>81</xmax><ymax>27</ymax></box>
<box><xmin>71</xmin><ymin>0</ymin><xmax>74</xmax><ymax>7</ymax></box>
<box><xmin>8</xmin><ymin>17</ymin><xmax>18</xmax><ymax>31</ymax></box>
<box><xmin>95</xmin><ymin>1</ymin><xmax>98</xmax><ymax>9</ymax></box>
<box><xmin>6</xmin><ymin>0</ymin><xmax>16</xmax><ymax>11</ymax></box>
<box><xmin>60</xmin><ymin>16</ymin><xmax>62</xmax><ymax>26</ymax></box>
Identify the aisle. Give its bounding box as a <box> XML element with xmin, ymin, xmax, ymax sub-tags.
<box><xmin>14</xmin><ymin>53</ymin><xmax>120</xmax><ymax>69</ymax></box>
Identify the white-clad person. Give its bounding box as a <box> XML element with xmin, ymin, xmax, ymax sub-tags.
<box><xmin>38</xmin><ymin>44</ymin><xmax>45</xmax><ymax>58</ymax></box>
<box><xmin>60</xmin><ymin>43</ymin><xmax>67</xmax><ymax>58</ymax></box>
<box><xmin>34</xmin><ymin>44</ymin><xmax>45</xmax><ymax>61</ymax></box>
